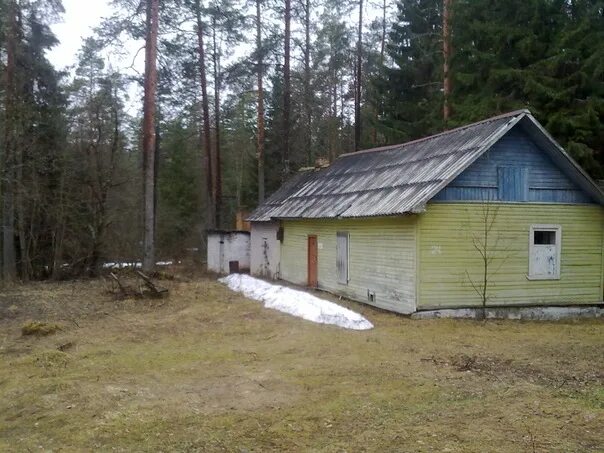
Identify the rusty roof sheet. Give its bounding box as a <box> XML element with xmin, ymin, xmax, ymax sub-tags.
<box><xmin>248</xmin><ymin>110</ymin><xmax>604</xmax><ymax>221</ymax></box>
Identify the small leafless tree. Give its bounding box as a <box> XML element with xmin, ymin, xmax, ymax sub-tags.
<box><xmin>465</xmin><ymin>200</ymin><xmax>512</xmax><ymax>319</ymax></box>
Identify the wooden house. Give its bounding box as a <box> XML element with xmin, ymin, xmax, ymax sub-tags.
<box><xmin>248</xmin><ymin>110</ymin><xmax>604</xmax><ymax>314</ymax></box>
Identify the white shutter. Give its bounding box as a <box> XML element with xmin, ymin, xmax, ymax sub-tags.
<box><xmin>336</xmin><ymin>232</ymin><xmax>349</xmax><ymax>284</ymax></box>
<box><xmin>529</xmin><ymin>225</ymin><xmax>561</xmax><ymax>279</ymax></box>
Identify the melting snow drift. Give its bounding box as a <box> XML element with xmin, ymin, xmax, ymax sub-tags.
<box><xmin>219</xmin><ymin>274</ymin><xmax>373</xmax><ymax>330</ymax></box>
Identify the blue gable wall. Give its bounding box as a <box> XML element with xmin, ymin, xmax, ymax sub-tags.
<box><xmin>433</xmin><ymin>125</ymin><xmax>594</xmax><ymax>203</ymax></box>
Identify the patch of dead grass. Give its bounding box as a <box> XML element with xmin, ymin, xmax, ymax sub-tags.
<box><xmin>21</xmin><ymin>321</ymin><xmax>62</xmax><ymax>336</ymax></box>
<box><xmin>0</xmin><ymin>277</ymin><xmax>602</xmax><ymax>452</ymax></box>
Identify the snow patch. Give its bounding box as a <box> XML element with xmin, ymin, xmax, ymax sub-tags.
<box><xmin>103</xmin><ymin>262</ymin><xmax>142</xmax><ymax>269</ymax></box>
<box><xmin>102</xmin><ymin>261</ymin><xmax>176</xmax><ymax>269</ymax></box>
<box><xmin>219</xmin><ymin>274</ymin><xmax>373</xmax><ymax>330</ymax></box>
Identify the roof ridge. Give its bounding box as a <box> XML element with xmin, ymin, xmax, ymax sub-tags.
<box><xmin>339</xmin><ymin>109</ymin><xmax>530</xmax><ymax>158</ymax></box>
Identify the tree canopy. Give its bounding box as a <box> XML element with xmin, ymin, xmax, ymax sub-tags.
<box><xmin>0</xmin><ymin>0</ymin><xmax>602</xmax><ymax>279</ymax></box>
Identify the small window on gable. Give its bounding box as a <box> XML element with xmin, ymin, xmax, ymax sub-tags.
<box><xmin>336</xmin><ymin>232</ymin><xmax>349</xmax><ymax>284</ymax></box>
<box><xmin>498</xmin><ymin>166</ymin><xmax>528</xmax><ymax>202</ymax></box>
<box><xmin>528</xmin><ymin>225</ymin><xmax>561</xmax><ymax>280</ymax></box>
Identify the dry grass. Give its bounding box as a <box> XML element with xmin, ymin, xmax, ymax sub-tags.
<box><xmin>21</xmin><ymin>321</ymin><xmax>62</xmax><ymax>337</ymax></box>
<box><xmin>0</xmin><ymin>271</ymin><xmax>602</xmax><ymax>452</ymax></box>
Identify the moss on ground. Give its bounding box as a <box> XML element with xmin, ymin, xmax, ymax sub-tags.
<box><xmin>0</xmin><ymin>276</ymin><xmax>602</xmax><ymax>452</ymax></box>
<box><xmin>21</xmin><ymin>321</ymin><xmax>62</xmax><ymax>336</ymax></box>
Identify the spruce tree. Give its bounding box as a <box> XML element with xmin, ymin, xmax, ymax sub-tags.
<box><xmin>379</xmin><ymin>0</ymin><xmax>444</xmax><ymax>143</ymax></box>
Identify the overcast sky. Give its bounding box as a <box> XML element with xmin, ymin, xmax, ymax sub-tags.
<box><xmin>48</xmin><ymin>0</ymin><xmax>113</xmax><ymax>70</ymax></box>
<box><xmin>47</xmin><ymin>0</ymin><xmax>385</xmax><ymax>115</ymax></box>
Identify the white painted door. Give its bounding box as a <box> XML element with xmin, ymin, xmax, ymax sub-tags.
<box><xmin>529</xmin><ymin>226</ymin><xmax>561</xmax><ymax>279</ymax></box>
<box><xmin>532</xmin><ymin>244</ymin><xmax>557</xmax><ymax>277</ymax></box>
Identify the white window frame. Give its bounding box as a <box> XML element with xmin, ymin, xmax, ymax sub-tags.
<box><xmin>527</xmin><ymin>224</ymin><xmax>562</xmax><ymax>280</ymax></box>
<box><xmin>336</xmin><ymin>232</ymin><xmax>350</xmax><ymax>284</ymax></box>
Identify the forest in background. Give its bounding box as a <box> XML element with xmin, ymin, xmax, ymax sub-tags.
<box><xmin>0</xmin><ymin>0</ymin><xmax>602</xmax><ymax>280</ymax></box>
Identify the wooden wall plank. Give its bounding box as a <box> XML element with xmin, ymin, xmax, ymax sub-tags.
<box><xmin>280</xmin><ymin>216</ymin><xmax>417</xmax><ymax>314</ymax></box>
<box><xmin>418</xmin><ymin>203</ymin><xmax>604</xmax><ymax>309</ymax></box>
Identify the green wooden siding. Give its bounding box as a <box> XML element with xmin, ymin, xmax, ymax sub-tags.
<box><xmin>418</xmin><ymin>203</ymin><xmax>604</xmax><ymax>309</ymax></box>
<box><xmin>280</xmin><ymin>217</ymin><xmax>417</xmax><ymax>314</ymax></box>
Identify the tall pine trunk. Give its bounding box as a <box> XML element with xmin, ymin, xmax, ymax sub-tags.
<box><xmin>2</xmin><ymin>0</ymin><xmax>18</xmax><ymax>281</ymax></box>
<box><xmin>211</xmin><ymin>17</ymin><xmax>222</xmax><ymax>226</ymax></box>
<box><xmin>443</xmin><ymin>0</ymin><xmax>452</xmax><ymax>124</ymax></box>
<box><xmin>195</xmin><ymin>0</ymin><xmax>215</xmax><ymax>229</ymax></box>
<box><xmin>256</xmin><ymin>0</ymin><xmax>265</xmax><ymax>203</ymax></box>
<box><xmin>373</xmin><ymin>0</ymin><xmax>387</xmax><ymax>145</ymax></box>
<box><xmin>380</xmin><ymin>0</ymin><xmax>386</xmax><ymax>64</ymax></box>
<box><xmin>16</xmin><ymin>122</ymin><xmax>27</xmax><ymax>280</ymax></box>
<box><xmin>303</xmin><ymin>0</ymin><xmax>312</xmax><ymax>165</ymax></box>
<box><xmin>142</xmin><ymin>0</ymin><xmax>159</xmax><ymax>272</ymax></box>
<box><xmin>354</xmin><ymin>0</ymin><xmax>363</xmax><ymax>150</ymax></box>
<box><xmin>283</xmin><ymin>0</ymin><xmax>291</xmax><ymax>180</ymax></box>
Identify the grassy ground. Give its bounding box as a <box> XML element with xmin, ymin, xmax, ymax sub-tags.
<box><xmin>0</xmin><ymin>270</ymin><xmax>602</xmax><ymax>452</ymax></box>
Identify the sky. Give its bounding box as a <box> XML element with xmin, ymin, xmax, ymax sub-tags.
<box><xmin>47</xmin><ymin>0</ymin><xmax>385</xmax><ymax>115</ymax></box>
<box><xmin>48</xmin><ymin>0</ymin><xmax>113</xmax><ymax>70</ymax></box>
<box><xmin>48</xmin><ymin>0</ymin><xmax>386</xmax><ymax>70</ymax></box>
<box><xmin>48</xmin><ymin>0</ymin><xmax>145</xmax><ymax>113</ymax></box>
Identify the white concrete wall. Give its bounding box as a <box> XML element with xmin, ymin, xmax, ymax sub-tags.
<box><xmin>250</xmin><ymin>221</ymin><xmax>281</xmax><ymax>279</ymax></box>
<box><xmin>207</xmin><ymin>233</ymin><xmax>222</xmax><ymax>272</ymax></box>
<box><xmin>207</xmin><ymin>232</ymin><xmax>251</xmax><ymax>274</ymax></box>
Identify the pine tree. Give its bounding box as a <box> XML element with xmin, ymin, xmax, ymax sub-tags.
<box><xmin>193</xmin><ymin>0</ymin><xmax>216</xmax><ymax>230</ymax></box>
<box><xmin>354</xmin><ymin>0</ymin><xmax>363</xmax><ymax>150</ymax></box>
<box><xmin>379</xmin><ymin>0</ymin><xmax>444</xmax><ymax>143</ymax></box>
<box><xmin>531</xmin><ymin>0</ymin><xmax>604</xmax><ymax>178</ymax></box>
<box><xmin>142</xmin><ymin>0</ymin><xmax>159</xmax><ymax>272</ymax></box>
<box><xmin>255</xmin><ymin>0</ymin><xmax>266</xmax><ymax>202</ymax></box>
<box><xmin>1</xmin><ymin>0</ymin><xmax>68</xmax><ymax>280</ymax></box>
<box><xmin>67</xmin><ymin>38</ymin><xmax>128</xmax><ymax>276</ymax></box>
<box><xmin>283</xmin><ymin>0</ymin><xmax>292</xmax><ymax>180</ymax></box>
<box><xmin>452</xmin><ymin>0</ymin><xmax>603</xmax><ymax>177</ymax></box>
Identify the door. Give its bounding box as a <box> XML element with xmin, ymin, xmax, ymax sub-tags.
<box><xmin>219</xmin><ymin>238</ymin><xmax>225</xmax><ymax>273</ymax></box>
<box><xmin>307</xmin><ymin>235</ymin><xmax>318</xmax><ymax>288</ymax></box>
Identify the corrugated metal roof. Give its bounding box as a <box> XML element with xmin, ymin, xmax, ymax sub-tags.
<box><xmin>248</xmin><ymin>110</ymin><xmax>604</xmax><ymax>221</ymax></box>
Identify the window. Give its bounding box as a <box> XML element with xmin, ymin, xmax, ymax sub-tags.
<box><xmin>336</xmin><ymin>232</ymin><xmax>349</xmax><ymax>284</ymax></box>
<box><xmin>498</xmin><ymin>166</ymin><xmax>528</xmax><ymax>201</ymax></box>
<box><xmin>528</xmin><ymin>225</ymin><xmax>561</xmax><ymax>280</ymax></box>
